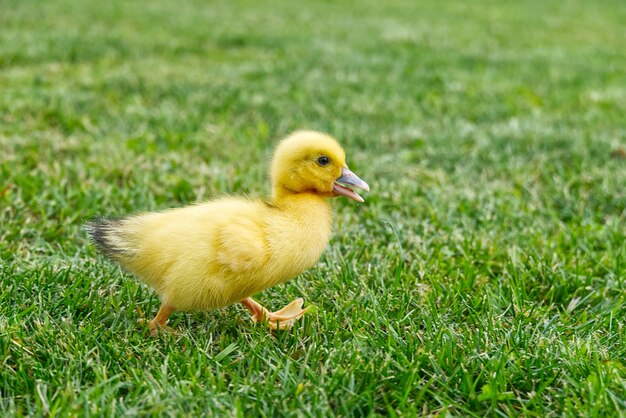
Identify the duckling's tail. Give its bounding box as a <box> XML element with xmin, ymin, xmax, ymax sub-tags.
<box><xmin>85</xmin><ymin>217</ymin><xmax>137</xmax><ymax>260</ymax></box>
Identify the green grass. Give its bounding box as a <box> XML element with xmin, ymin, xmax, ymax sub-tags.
<box><xmin>2</xmin><ymin>0</ymin><xmax>626</xmax><ymax>415</ymax></box>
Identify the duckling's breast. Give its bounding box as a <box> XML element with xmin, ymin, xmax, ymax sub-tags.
<box><xmin>262</xmin><ymin>196</ymin><xmax>333</xmax><ymax>288</ymax></box>
<box><xmin>213</xmin><ymin>195</ymin><xmax>333</xmax><ymax>306</ymax></box>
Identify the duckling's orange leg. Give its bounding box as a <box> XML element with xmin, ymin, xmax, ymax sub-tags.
<box><xmin>241</xmin><ymin>297</ymin><xmax>310</xmax><ymax>330</ymax></box>
<box><xmin>148</xmin><ymin>303</ymin><xmax>175</xmax><ymax>336</ymax></box>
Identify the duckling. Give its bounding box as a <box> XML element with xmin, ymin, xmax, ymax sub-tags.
<box><xmin>86</xmin><ymin>131</ymin><xmax>369</xmax><ymax>334</ymax></box>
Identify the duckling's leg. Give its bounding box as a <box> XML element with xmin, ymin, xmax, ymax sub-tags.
<box><xmin>241</xmin><ymin>297</ymin><xmax>310</xmax><ymax>330</ymax></box>
<box><xmin>148</xmin><ymin>303</ymin><xmax>175</xmax><ymax>336</ymax></box>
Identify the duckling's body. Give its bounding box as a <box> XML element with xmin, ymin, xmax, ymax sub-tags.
<box><xmin>97</xmin><ymin>195</ymin><xmax>331</xmax><ymax>311</ymax></box>
<box><xmin>87</xmin><ymin>131</ymin><xmax>369</xmax><ymax>334</ymax></box>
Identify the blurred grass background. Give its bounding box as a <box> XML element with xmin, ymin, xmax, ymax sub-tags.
<box><xmin>1</xmin><ymin>0</ymin><xmax>626</xmax><ymax>415</ymax></box>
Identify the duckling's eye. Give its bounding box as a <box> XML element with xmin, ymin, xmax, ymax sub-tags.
<box><xmin>317</xmin><ymin>156</ymin><xmax>330</xmax><ymax>166</ymax></box>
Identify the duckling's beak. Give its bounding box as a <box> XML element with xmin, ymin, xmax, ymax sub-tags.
<box><xmin>333</xmin><ymin>167</ymin><xmax>370</xmax><ymax>202</ymax></box>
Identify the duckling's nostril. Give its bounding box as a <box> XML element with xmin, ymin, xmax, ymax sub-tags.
<box><xmin>336</xmin><ymin>167</ymin><xmax>369</xmax><ymax>192</ymax></box>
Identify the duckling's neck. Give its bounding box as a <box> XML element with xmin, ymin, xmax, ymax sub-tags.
<box><xmin>271</xmin><ymin>190</ymin><xmax>330</xmax><ymax>209</ymax></box>
<box><xmin>272</xmin><ymin>183</ymin><xmax>330</xmax><ymax>202</ymax></box>
<box><xmin>270</xmin><ymin>190</ymin><xmax>332</xmax><ymax>222</ymax></box>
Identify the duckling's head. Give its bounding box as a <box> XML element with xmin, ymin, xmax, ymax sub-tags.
<box><xmin>271</xmin><ymin>131</ymin><xmax>369</xmax><ymax>202</ymax></box>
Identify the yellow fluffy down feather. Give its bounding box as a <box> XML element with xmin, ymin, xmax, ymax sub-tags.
<box><xmin>87</xmin><ymin>131</ymin><xmax>369</xmax><ymax>333</ymax></box>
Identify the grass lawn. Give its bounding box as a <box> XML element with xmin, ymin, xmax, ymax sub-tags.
<box><xmin>2</xmin><ymin>0</ymin><xmax>626</xmax><ymax>415</ymax></box>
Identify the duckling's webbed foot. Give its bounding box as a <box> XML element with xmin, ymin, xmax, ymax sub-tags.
<box><xmin>241</xmin><ymin>297</ymin><xmax>310</xmax><ymax>330</ymax></box>
<box><xmin>147</xmin><ymin>303</ymin><xmax>176</xmax><ymax>336</ymax></box>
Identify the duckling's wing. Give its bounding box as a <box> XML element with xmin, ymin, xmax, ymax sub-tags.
<box><xmin>215</xmin><ymin>217</ymin><xmax>268</xmax><ymax>273</ymax></box>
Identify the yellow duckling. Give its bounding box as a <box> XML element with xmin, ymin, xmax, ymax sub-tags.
<box><xmin>87</xmin><ymin>131</ymin><xmax>369</xmax><ymax>334</ymax></box>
